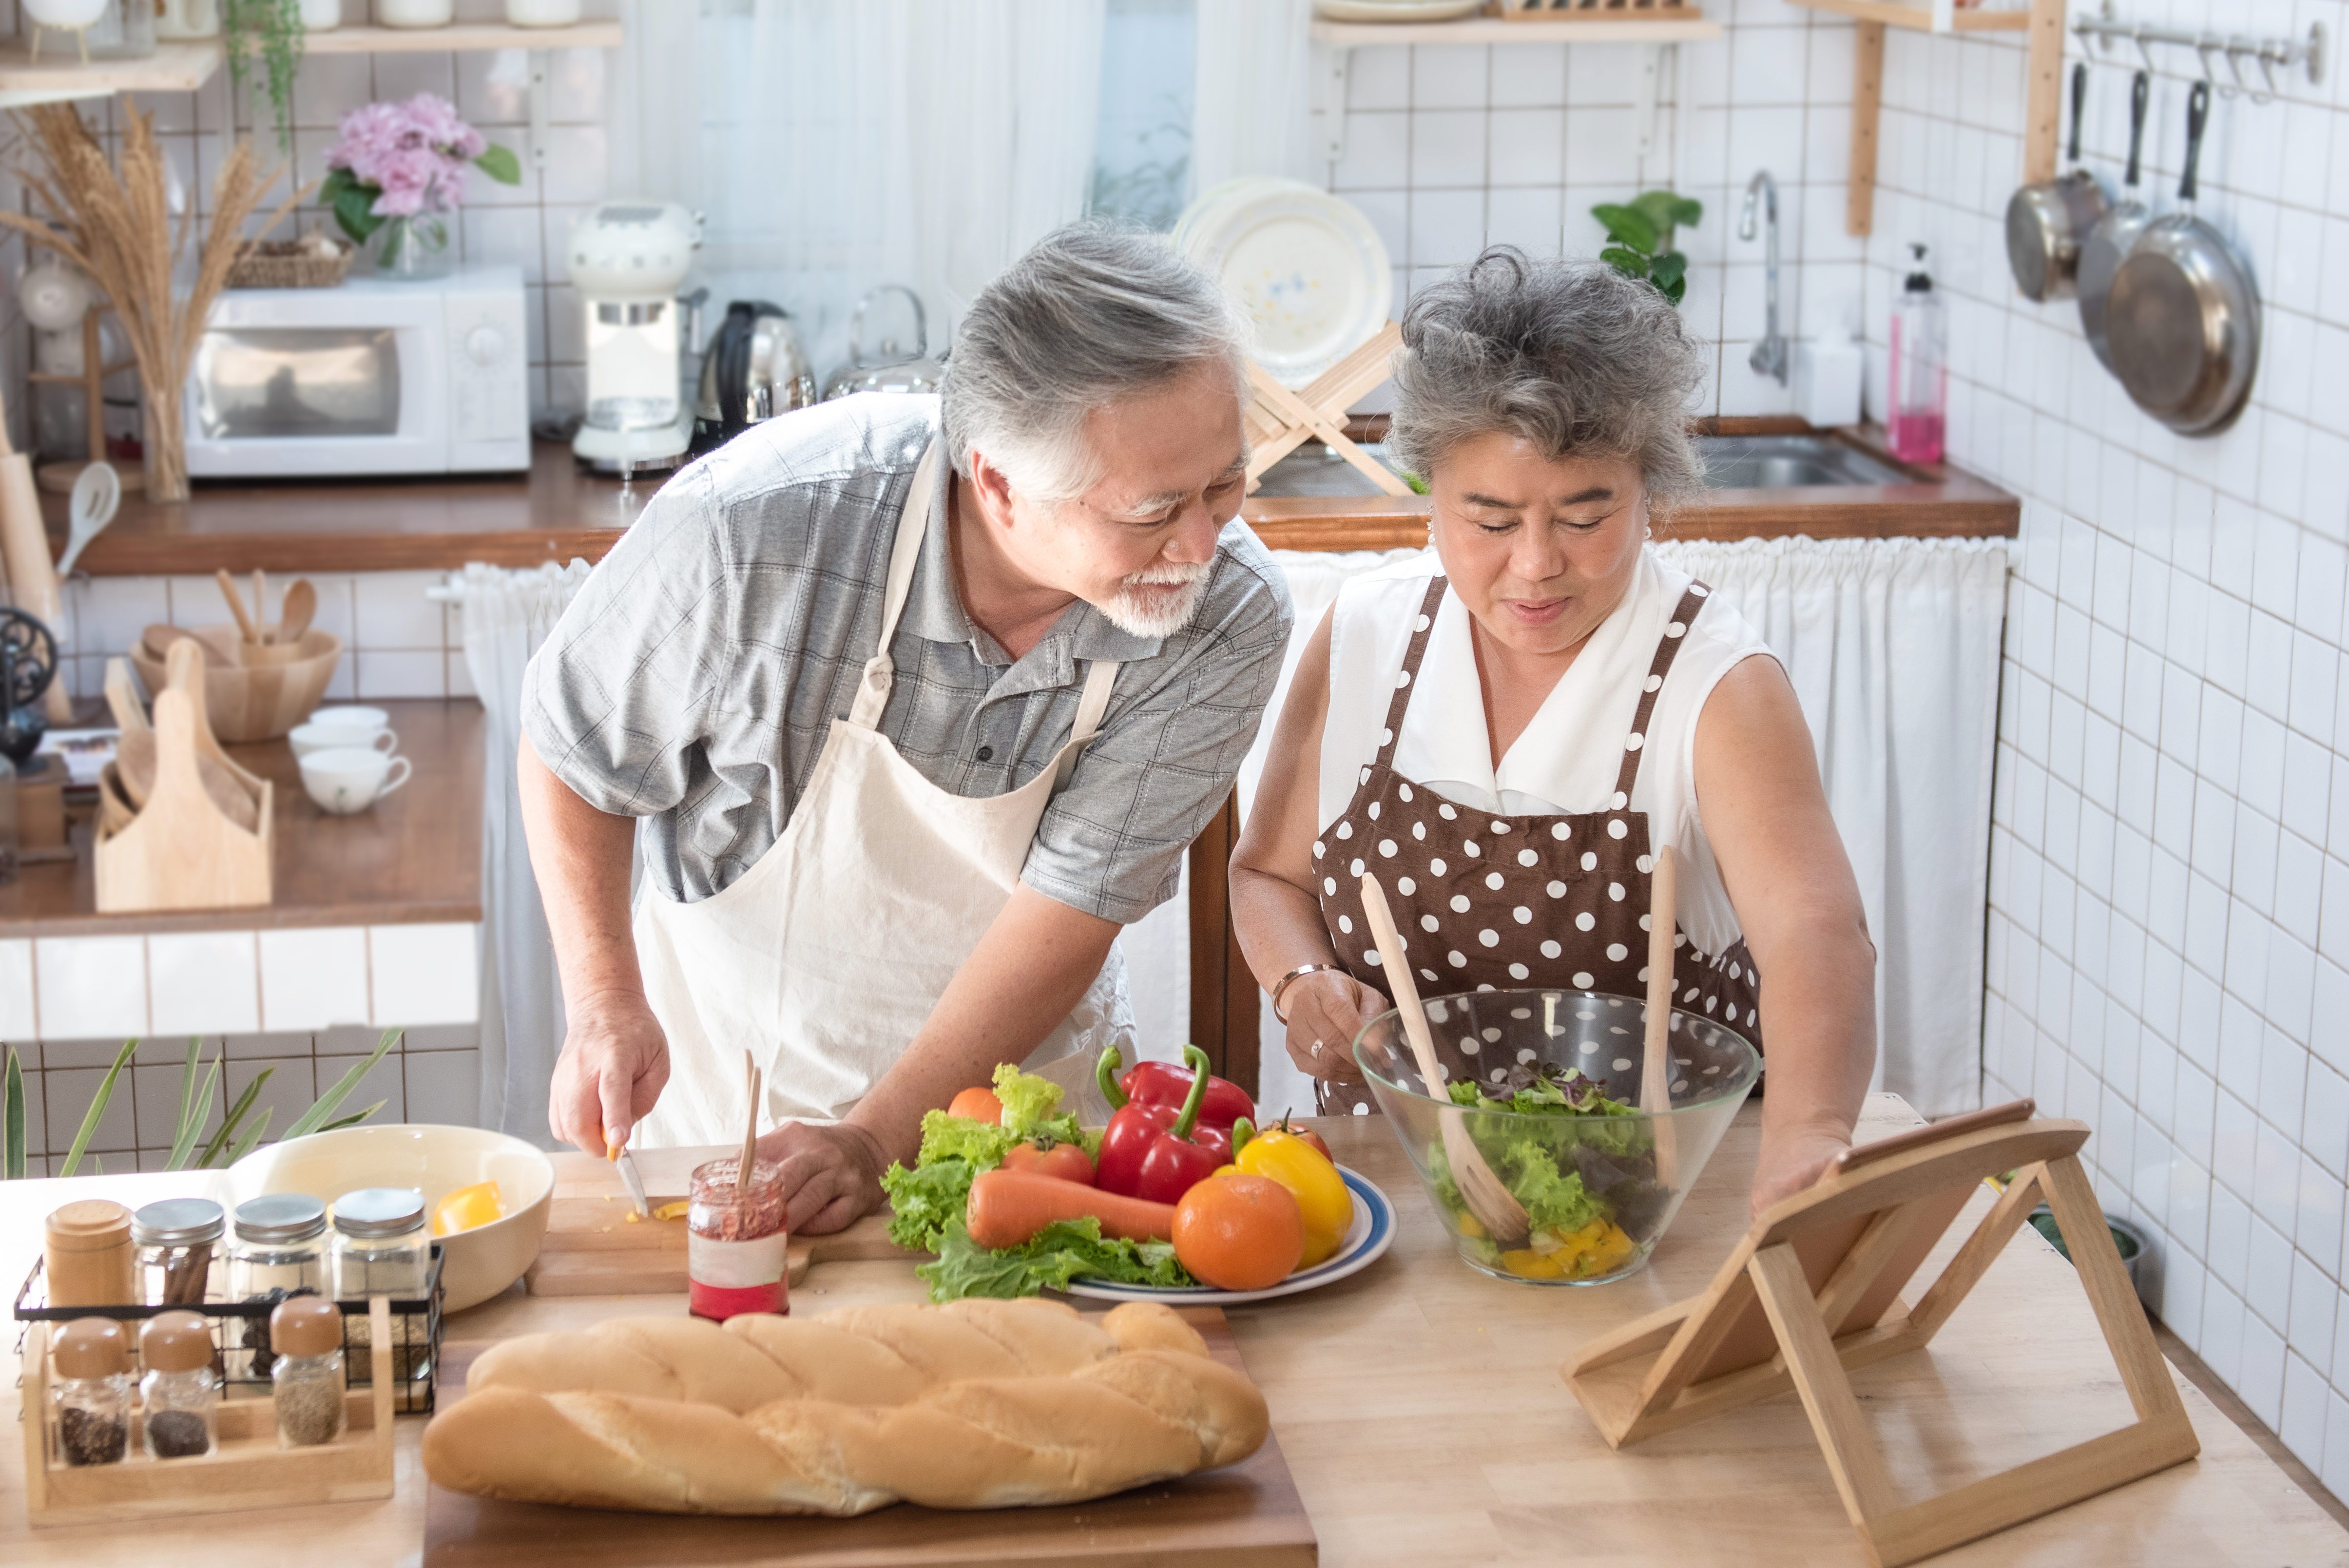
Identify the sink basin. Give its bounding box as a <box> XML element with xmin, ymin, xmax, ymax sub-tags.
<box><xmin>1695</xmin><ymin>434</ymin><xmax>1910</xmax><ymax>489</ymax></box>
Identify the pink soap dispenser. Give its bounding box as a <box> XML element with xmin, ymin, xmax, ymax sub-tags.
<box><xmin>1888</xmin><ymin>243</ymin><xmax>1946</xmax><ymax>464</ymax></box>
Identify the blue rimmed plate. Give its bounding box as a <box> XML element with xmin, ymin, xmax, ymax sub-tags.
<box><xmin>1059</xmin><ymin>1166</ymin><xmax>1396</xmax><ymax>1305</ymax></box>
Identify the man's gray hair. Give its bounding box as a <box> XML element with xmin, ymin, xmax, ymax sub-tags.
<box><xmin>942</xmin><ymin>222</ymin><xmax>1249</xmax><ymax>502</ymax></box>
<box><xmin>1387</xmin><ymin>248</ymin><xmax>1706</xmax><ymax>514</ymax></box>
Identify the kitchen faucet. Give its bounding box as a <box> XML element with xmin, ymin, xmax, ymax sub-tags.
<box><xmin>1740</xmin><ymin>170</ymin><xmax>1788</xmax><ymax>386</ymax></box>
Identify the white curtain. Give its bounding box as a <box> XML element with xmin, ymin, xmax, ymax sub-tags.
<box><xmin>454</xmin><ymin>561</ymin><xmax>596</xmax><ymax>1147</ymax></box>
<box><xmin>613</xmin><ymin>0</ymin><xmax>1107</xmax><ymax>377</ymax></box>
<box><xmin>1190</xmin><ymin>0</ymin><xmax>1317</xmax><ymax>195</ymax></box>
<box><xmin>1216</xmin><ymin>539</ymin><xmax>2009</xmax><ymax>1122</ymax></box>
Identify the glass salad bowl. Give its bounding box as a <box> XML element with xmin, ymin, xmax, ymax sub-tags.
<box><xmin>1354</xmin><ymin>989</ymin><xmax>1761</xmax><ymax>1286</ymax></box>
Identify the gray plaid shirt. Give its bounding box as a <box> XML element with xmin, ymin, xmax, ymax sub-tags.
<box><xmin>522</xmin><ymin>394</ymin><xmax>1292</xmax><ymax>922</ymax></box>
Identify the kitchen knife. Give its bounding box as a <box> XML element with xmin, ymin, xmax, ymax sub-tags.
<box><xmin>616</xmin><ymin>1147</ymin><xmax>652</xmax><ymax>1218</ymax></box>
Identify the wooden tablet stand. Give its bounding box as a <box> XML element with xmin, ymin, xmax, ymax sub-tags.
<box><xmin>1561</xmin><ymin>1101</ymin><xmax>2197</xmax><ymax>1567</ymax></box>
<box><xmin>1242</xmin><ymin>322</ymin><xmax>1412</xmax><ymax>498</ymax></box>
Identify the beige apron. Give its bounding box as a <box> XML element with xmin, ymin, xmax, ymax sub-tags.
<box><xmin>630</xmin><ymin>438</ymin><xmax>1135</xmax><ymax>1145</ymax></box>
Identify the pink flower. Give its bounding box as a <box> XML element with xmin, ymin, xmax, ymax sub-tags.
<box><xmin>325</xmin><ymin>92</ymin><xmax>498</xmax><ymax>219</ymax></box>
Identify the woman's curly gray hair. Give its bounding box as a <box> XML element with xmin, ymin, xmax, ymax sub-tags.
<box><xmin>1387</xmin><ymin>248</ymin><xmax>1707</xmax><ymax>514</ymax></box>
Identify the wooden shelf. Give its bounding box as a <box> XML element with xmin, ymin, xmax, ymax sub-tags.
<box><xmin>300</xmin><ymin>20</ymin><xmax>624</xmax><ymax>54</ymax></box>
<box><xmin>1785</xmin><ymin>0</ymin><xmax>2029</xmax><ymax>31</ymax></box>
<box><xmin>1309</xmin><ymin>16</ymin><xmax>1719</xmax><ymax>44</ymax></box>
<box><xmin>0</xmin><ymin>41</ymin><xmax>220</xmax><ymax>105</ymax></box>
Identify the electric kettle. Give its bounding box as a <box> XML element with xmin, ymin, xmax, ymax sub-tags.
<box><xmin>821</xmin><ymin>285</ymin><xmax>946</xmax><ymax>401</ymax></box>
<box><xmin>693</xmin><ymin>300</ymin><xmax>817</xmax><ymax>455</ymax></box>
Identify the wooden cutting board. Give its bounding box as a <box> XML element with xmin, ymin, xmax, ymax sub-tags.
<box><xmin>524</xmin><ymin>1150</ymin><xmax>910</xmax><ymax>1297</ymax></box>
<box><xmin>421</xmin><ymin>1307</ymin><xmax>1317</xmax><ymax>1568</ymax></box>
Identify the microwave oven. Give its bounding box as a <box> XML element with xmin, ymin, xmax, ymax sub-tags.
<box><xmin>184</xmin><ymin>265</ymin><xmax>530</xmax><ymax>478</ymax></box>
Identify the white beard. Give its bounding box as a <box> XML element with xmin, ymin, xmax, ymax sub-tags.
<box><xmin>1100</xmin><ymin>561</ymin><xmax>1210</xmax><ymax>638</ymax></box>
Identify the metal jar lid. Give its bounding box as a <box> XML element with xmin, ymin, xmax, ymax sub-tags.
<box><xmin>130</xmin><ymin>1198</ymin><xmax>226</xmax><ymax>1248</ymax></box>
<box><xmin>139</xmin><ymin>1310</ymin><xmax>215</xmax><ymax>1374</ymax></box>
<box><xmin>234</xmin><ymin>1193</ymin><xmax>328</xmax><ymax>1246</ymax></box>
<box><xmin>332</xmin><ymin>1187</ymin><xmax>426</xmax><ymax>1240</ymax></box>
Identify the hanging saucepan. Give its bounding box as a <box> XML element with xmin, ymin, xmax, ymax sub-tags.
<box><xmin>2005</xmin><ymin>61</ymin><xmax>2108</xmax><ymax>302</ymax></box>
<box><xmin>2108</xmin><ymin>81</ymin><xmax>2260</xmax><ymax>436</ymax></box>
<box><xmin>2077</xmin><ymin>68</ymin><xmax>2153</xmax><ymax>371</ymax></box>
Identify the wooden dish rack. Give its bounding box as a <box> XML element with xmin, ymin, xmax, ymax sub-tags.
<box><xmin>19</xmin><ymin>1298</ymin><xmax>396</xmax><ymax>1524</ymax></box>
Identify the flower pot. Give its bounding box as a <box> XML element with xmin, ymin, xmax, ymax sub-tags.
<box><xmin>506</xmin><ymin>0</ymin><xmax>580</xmax><ymax>23</ymax></box>
<box><xmin>374</xmin><ymin>0</ymin><xmax>451</xmax><ymax>26</ymax></box>
<box><xmin>154</xmin><ymin>0</ymin><xmax>220</xmax><ymax>39</ymax></box>
<box><xmin>300</xmin><ymin>0</ymin><xmax>340</xmax><ymax>28</ymax></box>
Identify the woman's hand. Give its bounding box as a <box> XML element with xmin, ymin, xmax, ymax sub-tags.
<box><xmin>1282</xmin><ymin>970</ymin><xmax>1386</xmax><ymax>1083</ymax></box>
<box><xmin>1749</xmin><ymin>1122</ymin><xmax>1852</xmax><ymax>1217</ymax></box>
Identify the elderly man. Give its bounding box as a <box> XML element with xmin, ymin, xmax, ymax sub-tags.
<box><xmin>519</xmin><ymin>225</ymin><xmax>1291</xmax><ymax>1233</ymax></box>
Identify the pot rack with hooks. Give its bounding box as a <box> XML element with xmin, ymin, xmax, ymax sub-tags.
<box><xmin>2073</xmin><ymin>0</ymin><xmax>2324</xmax><ymax>108</ymax></box>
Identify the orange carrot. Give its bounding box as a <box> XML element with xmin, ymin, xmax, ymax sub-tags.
<box><xmin>965</xmin><ymin>1168</ymin><xmax>1177</xmax><ymax>1249</ymax></box>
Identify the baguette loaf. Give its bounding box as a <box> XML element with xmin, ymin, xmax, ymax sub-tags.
<box><xmin>423</xmin><ymin>1299</ymin><xmax>1270</xmax><ymax>1515</ymax></box>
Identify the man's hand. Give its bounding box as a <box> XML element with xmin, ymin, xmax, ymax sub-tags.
<box><xmin>549</xmin><ymin>989</ymin><xmax>671</xmax><ymax>1154</ymax></box>
<box><xmin>1750</xmin><ymin>1121</ymin><xmax>1852</xmax><ymax>1218</ymax></box>
<box><xmin>758</xmin><ymin>1120</ymin><xmax>890</xmax><ymax>1236</ymax></box>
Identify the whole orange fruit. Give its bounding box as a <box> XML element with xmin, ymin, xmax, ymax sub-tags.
<box><xmin>1173</xmin><ymin>1172</ymin><xmax>1304</xmax><ymax>1291</ymax></box>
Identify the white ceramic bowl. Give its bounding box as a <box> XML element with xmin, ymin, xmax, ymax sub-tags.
<box><xmin>219</xmin><ymin>1124</ymin><xmax>556</xmax><ymax>1312</ymax></box>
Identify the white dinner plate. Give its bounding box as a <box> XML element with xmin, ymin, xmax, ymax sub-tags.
<box><xmin>1059</xmin><ymin>1166</ymin><xmax>1397</xmax><ymax>1306</ymax></box>
<box><xmin>1176</xmin><ymin>178</ymin><xmax>1393</xmax><ymax>389</ymax></box>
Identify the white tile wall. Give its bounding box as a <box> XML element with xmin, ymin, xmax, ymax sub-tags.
<box><xmin>1852</xmin><ymin>1</ymin><xmax>2349</xmax><ymax>1506</ymax></box>
<box><xmin>257</xmin><ymin>926</ymin><xmax>373</xmax><ymax>1033</ymax></box>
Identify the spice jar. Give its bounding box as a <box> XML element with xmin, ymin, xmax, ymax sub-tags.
<box><xmin>332</xmin><ymin>1187</ymin><xmax>427</xmax><ymax>1299</ymax></box>
<box><xmin>229</xmin><ymin>1193</ymin><xmax>329</xmax><ymax>1377</ymax></box>
<box><xmin>686</xmin><ymin>1155</ymin><xmax>788</xmax><ymax>1321</ymax></box>
<box><xmin>138</xmin><ymin>1312</ymin><xmax>219</xmax><ymax>1460</ymax></box>
<box><xmin>43</xmin><ymin>1200</ymin><xmax>135</xmax><ymax>1307</ymax></box>
<box><xmin>269</xmin><ymin>1297</ymin><xmax>347</xmax><ymax>1449</ymax></box>
<box><xmin>133</xmin><ymin>1198</ymin><xmax>225</xmax><ymax>1306</ymax></box>
<box><xmin>49</xmin><ymin>1318</ymin><xmax>133</xmax><ymax>1467</ymax></box>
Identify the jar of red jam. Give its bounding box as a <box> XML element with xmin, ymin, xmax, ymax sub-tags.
<box><xmin>686</xmin><ymin>1155</ymin><xmax>788</xmax><ymax>1320</ymax></box>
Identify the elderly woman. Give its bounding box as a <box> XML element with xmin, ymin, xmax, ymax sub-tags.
<box><xmin>1230</xmin><ymin>250</ymin><xmax>1875</xmax><ymax>1214</ymax></box>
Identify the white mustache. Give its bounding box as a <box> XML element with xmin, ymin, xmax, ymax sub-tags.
<box><xmin>1120</xmin><ymin>560</ymin><xmax>1209</xmax><ymax>588</ymax></box>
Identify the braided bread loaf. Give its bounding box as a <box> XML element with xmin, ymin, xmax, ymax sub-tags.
<box><xmin>421</xmin><ymin>1299</ymin><xmax>1270</xmax><ymax>1515</ymax></box>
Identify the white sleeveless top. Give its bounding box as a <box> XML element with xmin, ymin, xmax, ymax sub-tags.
<box><xmin>1317</xmin><ymin>547</ymin><xmax>1775</xmax><ymax>958</ymax></box>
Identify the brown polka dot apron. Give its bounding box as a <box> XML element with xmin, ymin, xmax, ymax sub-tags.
<box><xmin>1312</xmin><ymin>575</ymin><xmax>1764</xmax><ymax>1114</ymax></box>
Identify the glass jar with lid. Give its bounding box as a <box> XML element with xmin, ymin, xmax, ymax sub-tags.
<box><xmin>138</xmin><ymin>1311</ymin><xmax>219</xmax><ymax>1460</ymax></box>
<box><xmin>269</xmin><ymin>1297</ymin><xmax>347</xmax><ymax>1449</ymax></box>
<box><xmin>49</xmin><ymin>1318</ymin><xmax>132</xmax><ymax>1467</ymax></box>
<box><xmin>132</xmin><ymin>1198</ymin><xmax>225</xmax><ymax>1307</ymax></box>
<box><xmin>331</xmin><ymin>1187</ymin><xmax>427</xmax><ymax>1299</ymax></box>
<box><xmin>228</xmin><ymin>1193</ymin><xmax>329</xmax><ymax>1377</ymax></box>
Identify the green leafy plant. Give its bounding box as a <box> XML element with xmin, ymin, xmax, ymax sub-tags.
<box><xmin>222</xmin><ymin>0</ymin><xmax>307</xmax><ymax>157</ymax></box>
<box><xmin>0</xmin><ymin>1029</ymin><xmax>399</xmax><ymax>1180</ymax></box>
<box><xmin>1593</xmin><ymin>189</ymin><xmax>1704</xmax><ymax>306</ymax></box>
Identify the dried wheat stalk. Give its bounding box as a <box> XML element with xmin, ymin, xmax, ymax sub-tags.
<box><xmin>0</xmin><ymin>105</ymin><xmax>307</xmax><ymax>500</ymax></box>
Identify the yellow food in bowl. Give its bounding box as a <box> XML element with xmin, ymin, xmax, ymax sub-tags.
<box><xmin>433</xmin><ymin>1180</ymin><xmax>505</xmax><ymax>1237</ymax></box>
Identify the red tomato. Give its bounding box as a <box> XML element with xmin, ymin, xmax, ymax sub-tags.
<box><xmin>1275</xmin><ymin>1116</ymin><xmax>1331</xmax><ymax>1163</ymax></box>
<box><xmin>947</xmin><ymin>1086</ymin><xmax>1004</xmax><ymax>1125</ymax></box>
<box><xmin>1001</xmin><ymin>1138</ymin><xmax>1096</xmax><ymax>1186</ymax></box>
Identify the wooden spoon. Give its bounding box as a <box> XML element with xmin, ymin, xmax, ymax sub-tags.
<box><xmin>252</xmin><ymin>570</ymin><xmax>270</xmax><ymax>644</ymax></box>
<box><xmin>1641</xmin><ymin>843</ymin><xmax>1681</xmax><ymax>1190</ymax></box>
<box><xmin>216</xmin><ymin>568</ymin><xmax>260</xmax><ymax>645</ymax></box>
<box><xmin>1359</xmin><ymin>873</ymin><xmax>1530</xmax><ymax>1246</ymax></box>
<box><xmin>276</xmin><ymin>578</ymin><xmax>317</xmax><ymax>645</ymax></box>
<box><xmin>738</xmin><ymin>1051</ymin><xmax>763</xmax><ymax>1234</ymax></box>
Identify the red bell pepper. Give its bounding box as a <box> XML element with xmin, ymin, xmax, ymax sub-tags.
<box><xmin>1094</xmin><ymin>1045</ymin><xmax>1233</xmax><ymax>1203</ymax></box>
<box><xmin>1098</xmin><ymin>1043</ymin><xmax>1252</xmax><ymax>1131</ymax></box>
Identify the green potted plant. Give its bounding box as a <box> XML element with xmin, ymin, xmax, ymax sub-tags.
<box><xmin>222</xmin><ymin>0</ymin><xmax>306</xmax><ymax>155</ymax></box>
<box><xmin>1593</xmin><ymin>190</ymin><xmax>1704</xmax><ymax>306</ymax></box>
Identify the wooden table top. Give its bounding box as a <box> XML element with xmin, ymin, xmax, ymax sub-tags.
<box><xmin>0</xmin><ymin>698</ymin><xmax>483</xmax><ymax>937</ymax></box>
<box><xmin>3</xmin><ymin>1096</ymin><xmax>2339</xmax><ymax>1566</ymax></box>
<box><xmin>46</xmin><ymin>425</ymin><xmax>2017</xmax><ymax>577</ymax></box>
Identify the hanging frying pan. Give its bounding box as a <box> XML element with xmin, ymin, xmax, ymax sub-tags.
<box><xmin>2108</xmin><ymin>81</ymin><xmax>2260</xmax><ymax>436</ymax></box>
<box><xmin>2005</xmin><ymin>61</ymin><xmax>2108</xmax><ymax>302</ymax></box>
<box><xmin>2078</xmin><ymin>68</ymin><xmax>2152</xmax><ymax>370</ymax></box>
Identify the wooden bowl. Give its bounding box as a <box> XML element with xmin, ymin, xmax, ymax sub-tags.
<box><xmin>130</xmin><ymin>627</ymin><xmax>344</xmax><ymax>743</ymax></box>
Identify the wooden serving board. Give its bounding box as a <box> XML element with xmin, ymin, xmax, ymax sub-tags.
<box><xmin>421</xmin><ymin>1307</ymin><xmax>1317</xmax><ymax>1568</ymax></box>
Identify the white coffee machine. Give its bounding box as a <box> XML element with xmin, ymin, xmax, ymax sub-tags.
<box><xmin>565</xmin><ymin>201</ymin><xmax>702</xmax><ymax>473</ymax></box>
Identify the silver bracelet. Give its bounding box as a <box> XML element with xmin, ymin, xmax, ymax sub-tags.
<box><xmin>1270</xmin><ymin>962</ymin><xmax>1343</xmax><ymax>1024</ymax></box>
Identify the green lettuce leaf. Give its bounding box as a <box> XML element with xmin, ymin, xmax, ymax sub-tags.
<box><xmin>879</xmin><ymin>1156</ymin><xmax>977</xmax><ymax>1252</ymax></box>
<box><xmin>916</xmin><ymin>1218</ymin><xmax>1192</xmax><ymax>1302</ymax></box>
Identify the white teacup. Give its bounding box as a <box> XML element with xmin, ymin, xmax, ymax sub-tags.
<box><xmin>306</xmin><ymin>704</ymin><xmax>391</xmax><ymax>732</ymax></box>
<box><xmin>289</xmin><ymin>721</ymin><xmax>397</xmax><ymax>760</ymax></box>
<box><xmin>300</xmin><ymin>746</ymin><xmax>412</xmax><ymax>814</ymax></box>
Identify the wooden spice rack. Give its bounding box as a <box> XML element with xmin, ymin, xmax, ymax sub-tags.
<box><xmin>19</xmin><ymin>1297</ymin><xmax>395</xmax><ymax>1525</ymax></box>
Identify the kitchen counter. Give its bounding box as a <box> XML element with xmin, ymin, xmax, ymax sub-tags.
<box><xmin>49</xmin><ymin>422</ymin><xmax>2017</xmax><ymax>576</ymax></box>
<box><xmin>0</xmin><ymin>698</ymin><xmax>481</xmax><ymax>938</ymax></box>
<box><xmin>4</xmin><ymin>1096</ymin><xmax>2339</xmax><ymax>1566</ymax></box>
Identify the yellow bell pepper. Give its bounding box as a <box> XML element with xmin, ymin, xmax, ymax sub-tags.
<box><xmin>1232</xmin><ymin>1121</ymin><xmax>1352</xmax><ymax>1267</ymax></box>
<box><xmin>1500</xmin><ymin>1247</ymin><xmax>1566</xmax><ymax>1280</ymax></box>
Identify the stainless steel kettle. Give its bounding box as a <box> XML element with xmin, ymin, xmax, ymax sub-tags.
<box><xmin>693</xmin><ymin>300</ymin><xmax>817</xmax><ymax>454</ymax></box>
<box><xmin>821</xmin><ymin>284</ymin><xmax>946</xmax><ymax>401</ymax></box>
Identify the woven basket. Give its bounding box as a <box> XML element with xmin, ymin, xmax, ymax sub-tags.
<box><xmin>227</xmin><ymin>238</ymin><xmax>355</xmax><ymax>290</ymax></box>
